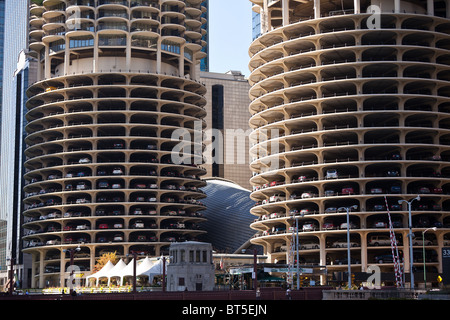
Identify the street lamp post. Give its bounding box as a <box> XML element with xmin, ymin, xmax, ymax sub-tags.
<box><xmin>398</xmin><ymin>196</ymin><xmax>420</xmax><ymax>290</ymax></box>
<box><xmin>126</xmin><ymin>252</ymin><xmax>137</xmax><ymax>293</ymax></box>
<box><xmin>345</xmin><ymin>205</ymin><xmax>358</xmax><ymax>288</ymax></box>
<box><xmin>291</xmin><ymin>212</ymin><xmax>304</xmax><ymax>290</ymax></box>
<box><xmin>422</xmin><ymin>227</ymin><xmax>437</xmax><ymax>290</ymax></box>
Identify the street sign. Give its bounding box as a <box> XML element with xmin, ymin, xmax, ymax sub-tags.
<box><xmin>442</xmin><ymin>247</ymin><xmax>450</xmax><ymax>285</ymax></box>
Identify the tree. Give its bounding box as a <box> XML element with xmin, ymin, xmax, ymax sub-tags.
<box><xmin>94</xmin><ymin>251</ymin><xmax>119</xmax><ymax>272</ymax></box>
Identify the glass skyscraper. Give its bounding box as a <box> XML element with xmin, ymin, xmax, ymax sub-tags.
<box><xmin>0</xmin><ymin>0</ymin><xmax>31</xmax><ymax>288</ymax></box>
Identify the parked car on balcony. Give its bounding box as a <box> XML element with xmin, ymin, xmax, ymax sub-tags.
<box><xmin>340</xmin><ymin>222</ymin><xmax>357</xmax><ymax>229</ymax></box>
<box><xmin>373</xmin><ymin>221</ymin><xmax>388</xmax><ymax>228</ymax></box>
<box><xmin>322</xmin><ymin>222</ymin><xmax>335</xmax><ymax>230</ymax></box>
<box><xmin>387</xmin><ymin>170</ymin><xmax>399</xmax><ymax>177</ymax></box>
<box><xmin>368</xmin><ymin>235</ymin><xmax>394</xmax><ymax>246</ymax></box>
<box><xmin>374</xmin><ymin>255</ymin><xmax>394</xmax><ymax>264</ymax></box>
<box><xmin>419</xmin><ymin>187</ymin><xmax>430</xmax><ymax>193</ymax></box>
<box><xmin>324</xmin><ymin>207</ymin><xmax>337</xmax><ymax>213</ymax></box>
<box><xmin>341</xmin><ymin>187</ymin><xmax>354</xmax><ymax>195</ymax></box>
<box><xmin>113</xmin><ymin>234</ymin><xmax>123</xmax><ymax>242</ymax></box>
<box><xmin>370</xmin><ymin>188</ymin><xmax>383</xmax><ymax>194</ymax></box>
<box><xmin>331</xmin><ymin>241</ymin><xmax>359</xmax><ymax>248</ymax></box>
<box><xmin>132</xmin><ymin>220</ymin><xmax>145</xmax><ymax>229</ymax></box>
<box><xmin>112</xmin><ymin>167</ymin><xmax>123</xmax><ymax>175</ymax></box>
<box><xmin>326</xmin><ymin>169</ymin><xmax>338</xmax><ymax>179</ymax></box>
<box><xmin>301</xmin><ymin>192</ymin><xmax>313</xmax><ymax>199</ymax></box>
<box><xmin>302</xmin><ymin>221</ymin><xmax>318</xmax><ymax>232</ymax></box>
<box><xmin>270</xmin><ymin>181</ymin><xmax>284</xmax><ymax>187</ymax></box>
<box><xmin>301</xmin><ymin>242</ymin><xmax>319</xmax><ymax>250</ymax></box>
<box><xmin>269</xmin><ymin>194</ymin><xmax>285</xmax><ymax>202</ymax></box>
<box><xmin>98</xmin><ymin>181</ymin><xmax>109</xmax><ymax>189</ymax></box>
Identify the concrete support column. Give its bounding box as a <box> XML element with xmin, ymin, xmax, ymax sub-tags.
<box><xmin>44</xmin><ymin>45</ymin><xmax>50</xmax><ymax>79</ymax></box>
<box><xmin>64</xmin><ymin>39</ymin><xmax>70</xmax><ymax>75</ymax></box>
<box><xmin>31</xmin><ymin>254</ymin><xmax>37</xmax><ymax>288</ymax></box>
<box><xmin>361</xmin><ymin>233</ymin><xmax>367</xmax><ymax>272</ymax></box>
<box><xmin>282</xmin><ymin>0</ymin><xmax>289</xmax><ymax>26</ymax></box>
<box><xmin>395</xmin><ymin>0</ymin><xmax>401</xmax><ymax>13</ymax></box>
<box><xmin>126</xmin><ymin>34</ymin><xmax>131</xmax><ymax>71</ymax></box>
<box><xmin>446</xmin><ymin>0</ymin><xmax>450</xmax><ymax>18</ymax></box>
<box><xmin>179</xmin><ymin>46</ymin><xmax>185</xmax><ymax>77</ymax></box>
<box><xmin>428</xmin><ymin>0</ymin><xmax>434</xmax><ymax>15</ymax></box>
<box><xmin>60</xmin><ymin>250</ymin><xmax>65</xmax><ymax>288</ymax></box>
<box><xmin>354</xmin><ymin>0</ymin><xmax>360</xmax><ymax>14</ymax></box>
<box><xmin>38</xmin><ymin>252</ymin><xmax>45</xmax><ymax>289</ymax></box>
<box><xmin>314</xmin><ymin>0</ymin><xmax>320</xmax><ymax>19</ymax></box>
<box><xmin>262</xmin><ymin>0</ymin><xmax>269</xmax><ymax>34</ymax></box>
<box><xmin>157</xmin><ymin>39</ymin><xmax>162</xmax><ymax>73</ymax></box>
<box><xmin>93</xmin><ymin>34</ymin><xmax>99</xmax><ymax>72</ymax></box>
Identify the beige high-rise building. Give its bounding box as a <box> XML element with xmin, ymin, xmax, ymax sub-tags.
<box><xmin>23</xmin><ymin>0</ymin><xmax>208</xmax><ymax>289</ymax></box>
<box><xmin>248</xmin><ymin>0</ymin><xmax>450</xmax><ymax>287</ymax></box>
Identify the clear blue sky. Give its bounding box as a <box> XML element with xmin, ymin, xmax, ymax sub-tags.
<box><xmin>208</xmin><ymin>0</ymin><xmax>253</xmax><ymax>77</ymax></box>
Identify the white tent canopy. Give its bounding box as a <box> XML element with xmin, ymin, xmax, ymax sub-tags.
<box><xmin>86</xmin><ymin>260</ymin><xmax>114</xmax><ymax>286</ymax></box>
<box><xmin>105</xmin><ymin>259</ymin><xmax>126</xmax><ymax>286</ymax></box>
<box><xmin>137</xmin><ymin>257</ymin><xmax>154</xmax><ymax>275</ymax></box>
<box><xmin>87</xmin><ymin>257</ymin><xmax>167</xmax><ymax>287</ymax></box>
<box><xmin>138</xmin><ymin>258</ymin><xmax>167</xmax><ymax>282</ymax></box>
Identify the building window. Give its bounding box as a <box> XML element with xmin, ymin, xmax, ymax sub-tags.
<box><xmin>178</xmin><ymin>277</ymin><xmax>185</xmax><ymax>286</ymax></box>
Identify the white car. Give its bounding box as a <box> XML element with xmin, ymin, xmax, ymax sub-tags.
<box><xmin>302</xmin><ymin>222</ymin><xmax>317</xmax><ymax>231</ymax></box>
<box><xmin>332</xmin><ymin>241</ymin><xmax>359</xmax><ymax>248</ymax></box>
<box><xmin>301</xmin><ymin>192</ymin><xmax>312</xmax><ymax>199</ymax></box>
<box><xmin>326</xmin><ymin>169</ymin><xmax>338</xmax><ymax>179</ymax></box>
<box><xmin>340</xmin><ymin>222</ymin><xmax>357</xmax><ymax>229</ymax></box>
<box><xmin>112</xmin><ymin>168</ymin><xmax>123</xmax><ymax>175</ymax></box>
<box><xmin>301</xmin><ymin>242</ymin><xmax>319</xmax><ymax>250</ymax></box>
<box><xmin>368</xmin><ymin>236</ymin><xmax>393</xmax><ymax>246</ymax></box>
<box><xmin>373</xmin><ymin>221</ymin><xmax>387</xmax><ymax>228</ymax></box>
<box><xmin>78</xmin><ymin>158</ymin><xmax>91</xmax><ymax>164</ymax></box>
<box><xmin>269</xmin><ymin>194</ymin><xmax>286</xmax><ymax>202</ymax></box>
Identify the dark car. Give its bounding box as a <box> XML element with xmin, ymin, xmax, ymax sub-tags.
<box><xmin>374</xmin><ymin>255</ymin><xmax>394</xmax><ymax>264</ymax></box>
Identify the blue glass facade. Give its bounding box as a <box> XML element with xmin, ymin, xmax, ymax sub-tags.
<box><xmin>200</xmin><ymin>179</ymin><xmax>255</xmax><ymax>253</ymax></box>
<box><xmin>200</xmin><ymin>0</ymin><xmax>209</xmax><ymax>71</ymax></box>
<box><xmin>252</xmin><ymin>11</ymin><xmax>261</xmax><ymax>41</ymax></box>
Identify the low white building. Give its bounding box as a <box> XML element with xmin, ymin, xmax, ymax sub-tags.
<box><xmin>167</xmin><ymin>242</ymin><xmax>215</xmax><ymax>291</ymax></box>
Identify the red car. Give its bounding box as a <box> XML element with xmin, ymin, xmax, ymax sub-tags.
<box><xmin>341</xmin><ymin>187</ymin><xmax>354</xmax><ymax>195</ymax></box>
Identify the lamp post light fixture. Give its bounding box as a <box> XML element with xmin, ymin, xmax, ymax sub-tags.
<box><xmin>63</xmin><ymin>245</ymin><xmax>81</xmax><ymax>294</ymax></box>
<box><xmin>398</xmin><ymin>195</ymin><xmax>420</xmax><ymax>289</ymax></box>
<box><xmin>345</xmin><ymin>205</ymin><xmax>358</xmax><ymax>288</ymax></box>
<box><xmin>126</xmin><ymin>252</ymin><xmax>138</xmax><ymax>293</ymax></box>
<box><xmin>290</xmin><ymin>211</ymin><xmax>304</xmax><ymax>290</ymax></box>
<box><xmin>422</xmin><ymin>227</ymin><xmax>437</xmax><ymax>290</ymax></box>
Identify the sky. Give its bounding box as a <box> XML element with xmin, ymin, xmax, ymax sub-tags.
<box><xmin>208</xmin><ymin>0</ymin><xmax>253</xmax><ymax>77</ymax></box>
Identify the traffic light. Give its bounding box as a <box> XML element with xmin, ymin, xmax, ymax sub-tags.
<box><xmin>438</xmin><ymin>275</ymin><xmax>443</xmax><ymax>283</ymax></box>
<box><xmin>351</xmin><ymin>273</ymin><xmax>355</xmax><ymax>285</ymax></box>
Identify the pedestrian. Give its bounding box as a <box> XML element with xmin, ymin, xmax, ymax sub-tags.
<box><xmin>286</xmin><ymin>287</ymin><xmax>292</xmax><ymax>300</ymax></box>
<box><xmin>256</xmin><ymin>288</ymin><xmax>261</xmax><ymax>300</ymax></box>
